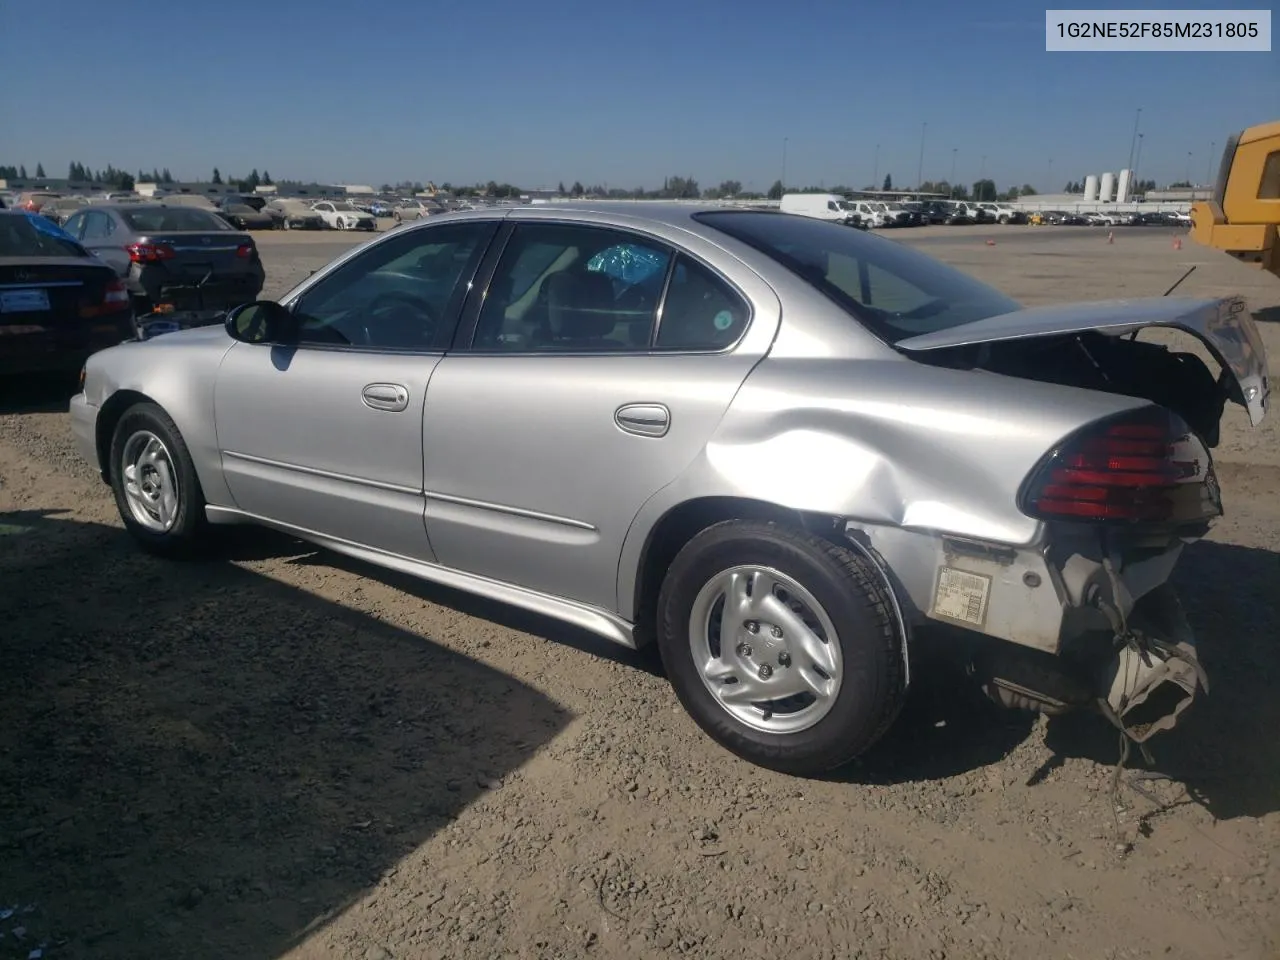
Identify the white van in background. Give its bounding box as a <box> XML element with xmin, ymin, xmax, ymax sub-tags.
<box><xmin>779</xmin><ymin>193</ymin><xmax>860</xmax><ymax>225</ymax></box>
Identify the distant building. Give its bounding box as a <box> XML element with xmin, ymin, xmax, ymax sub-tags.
<box><xmin>0</xmin><ymin>177</ymin><xmax>112</xmax><ymax>195</ymax></box>
<box><xmin>136</xmin><ymin>181</ymin><xmax>242</xmax><ymax>198</ymax></box>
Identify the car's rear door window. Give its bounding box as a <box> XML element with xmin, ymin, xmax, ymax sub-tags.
<box><xmin>469</xmin><ymin>223</ymin><xmax>672</xmax><ymax>352</ymax></box>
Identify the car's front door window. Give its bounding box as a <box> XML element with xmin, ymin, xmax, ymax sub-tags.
<box><xmin>291</xmin><ymin>222</ymin><xmax>493</xmax><ymax>350</ymax></box>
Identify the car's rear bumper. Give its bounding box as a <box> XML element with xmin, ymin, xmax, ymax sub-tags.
<box><xmin>69</xmin><ymin>392</ymin><xmax>101</xmax><ymax>475</ymax></box>
<box><xmin>0</xmin><ymin>316</ymin><xmax>135</xmax><ymax>376</ymax></box>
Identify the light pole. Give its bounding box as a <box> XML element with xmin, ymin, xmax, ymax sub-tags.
<box><xmin>1047</xmin><ymin>158</ymin><xmax>1054</xmax><ymax>194</ymax></box>
<box><xmin>950</xmin><ymin>148</ymin><xmax>957</xmax><ymax>190</ymax></box>
<box><xmin>1206</xmin><ymin>141</ymin><xmax>1215</xmax><ymax>185</ymax></box>
<box><xmin>1126</xmin><ymin>106</ymin><xmax>1143</xmax><ymax>172</ymax></box>
<box><xmin>781</xmin><ymin>137</ymin><xmax>788</xmax><ymax>193</ymax></box>
<box><xmin>873</xmin><ymin>143</ymin><xmax>880</xmax><ymax>188</ymax></box>
<box><xmin>1134</xmin><ymin>134</ymin><xmax>1145</xmax><ymax>195</ymax></box>
<box><xmin>916</xmin><ymin>122</ymin><xmax>927</xmax><ymax>190</ymax></box>
<box><xmin>1185</xmin><ymin>151</ymin><xmax>1192</xmax><ymax>185</ymax></box>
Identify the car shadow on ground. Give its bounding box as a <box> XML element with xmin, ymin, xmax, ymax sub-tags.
<box><xmin>0</xmin><ymin>374</ymin><xmax>78</xmax><ymax>415</ymax></box>
<box><xmin>827</xmin><ymin>540</ymin><xmax>1279</xmax><ymax>822</ymax></box>
<box><xmin>0</xmin><ymin>509</ymin><xmax>572</xmax><ymax>960</ymax></box>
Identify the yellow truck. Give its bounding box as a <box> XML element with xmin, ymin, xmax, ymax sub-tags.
<box><xmin>1190</xmin><ymin>120</ymin><xmax>1280</xmax><ymax>280</ymax></box>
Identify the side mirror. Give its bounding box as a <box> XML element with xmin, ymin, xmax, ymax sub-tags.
<box><xmin>225</xmin><ymin>300</ymin><xmax>292</xmax><ymax>344</ymax></box>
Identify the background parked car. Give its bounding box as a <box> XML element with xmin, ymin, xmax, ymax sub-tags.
<box><xmin>215</xmin><ymin>199</ymin><xmax>276</xmax><ymax>231</ymax></box>
<box><xmin>265</xmin><ymin>198</ymin><xmax>325</xmax><ymax>231</ymax></box>
<box><xmin>0</xmin><ymin>209</ymin><xmax>135</xmax><ymax>373</ymax></box>
<box><xmin>38</xmin><ymin>196</ymin><xmax>91</xmax><ymax>226</ymax></box>
<box><xmin>391</xmin><ymin>198</ymin><xmax>444</xmax><ymax>223</ymax></box>
<box><xmin>312</xmin><ymin>200</ymin><xmax>377</xmax><ymax>231</ymax></box>
<box><xmin>60</xmin><ymin>203</ymin><xmax>265</xmax><ymax>315</ymax></box>
<box><xmin>14</xmin><ymin>191</ymin><xmax>62</xmax><ymax>214</ymax></box>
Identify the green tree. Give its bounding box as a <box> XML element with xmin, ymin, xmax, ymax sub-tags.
<box><xmin>972</xmin><ymin>179</ymin><xmax>997</xmax><ymax>202</ymax></box>
<box><xmin>570</xmin><ymin>180</ymin><xmax>584</xmax><ymax>196</ymax></box>
<box><xmin>162</xmin><ymin>168</ymin><xmax>174</xmax><ymax>183</ymax></box>
<box><xmin>35</xmin><ymin>163</ymin><xmax>45</xmax><ymax>178</ymax></box>
<box><xmin>1019</xmin><ymin>184</ymin><xmax>1038</xmax><ymax>196</ymax></box>
<box><xmin>262</xmin><ymin>170</ymin><xmax>272</xmax><ymax>185</ymax></box>
<box><xmin>882</xmin><ymin>173</ymin><xmax>893</xmax><ymax>190</ymax></box>
<box><xmin>767</xmin><ymin>179</ymin><xmax>783</xmax><ymax>200</ymax></box>
<box><xmin>19</xmin><ymin>165</ymin><xmax>27</xmax><ymax>178</ymax></box>
<box><xmin>557</xmin><ymin>181</ymin><xmax>566</xmax><ymax>197</ymax></box>
<box><xmin>211</xmin><ymin>167</ymin><xmax>222</xmax><ymax>184</ymax></box>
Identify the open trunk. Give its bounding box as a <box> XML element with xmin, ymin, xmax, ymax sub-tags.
<box><xmin>895</xmin><ymin>296</ymin><xmax>1270</xmax><ymax>446</ymax></box>
<box><xmin>894</xmin><ymin>296</ymin><xmax>1269</xmax><ymax>739</ymax></box>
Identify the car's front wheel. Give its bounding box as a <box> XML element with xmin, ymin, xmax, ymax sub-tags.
<box><xmin>109</xmin><ymin>402</ymin><xmax>209</xmax><ymax>557</ymax></box>
<box><xmin>657</xmin><ymin>520</ymin><xmax>906</xmax><ymax>776</ymax></box>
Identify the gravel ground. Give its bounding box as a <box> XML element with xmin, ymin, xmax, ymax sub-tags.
<box><xmin>1</xmin><ymin>224</ymin><xmax>1277</xmax><ymax>960</ymax></box>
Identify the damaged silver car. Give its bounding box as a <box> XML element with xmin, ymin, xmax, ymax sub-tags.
<box><xmin>68</xmin><ymin>205</ymin><xmax>1270</xmax><ymax>775</ymax></box>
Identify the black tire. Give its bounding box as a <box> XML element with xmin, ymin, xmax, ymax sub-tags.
<box><xmin>656</xmin><ymin>520</ymin><xmax>906</xmax><ymax>776</ymax></box>
<box><xmin>108</xmin><ymin>401</ymin><xmax>209</xmax><ymax>558</ymax></box>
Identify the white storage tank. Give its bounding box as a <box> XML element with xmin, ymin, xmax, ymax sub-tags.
<box><xmin>1099</xmin><ymin>171</ymin><xmax>1116</xmax><ymax>202</ymax></box>
<box><xmin>1083</xmin><ymin>175</ymin><xmax>1100</xmax><ymax>202</ymax></box>
<box><xmin>1116</xmin><ymin>168</ymin><xmax>1133</xmax><ymax>202</ymax></box>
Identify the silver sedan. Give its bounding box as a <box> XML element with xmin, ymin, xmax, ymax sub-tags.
<box><xmin>69</xmin><ymin>203</ymin><xmax>1270</xmax><ymax>775</ymax></box>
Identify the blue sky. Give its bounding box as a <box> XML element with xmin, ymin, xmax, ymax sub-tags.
<box><xmin>3</xmin><ymin>0</ymin><xmax>1275</xmax><ymax>192</ymax></box>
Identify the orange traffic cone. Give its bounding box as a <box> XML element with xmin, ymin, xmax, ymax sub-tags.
<box><xmin>1173</xmin><ymin>237</ymin><xmax>1182</xmax><ymax>250</ymax></box>
<box><xmin>1107</xmin><ymin>231</ymin><xmax>1114</xmax><ymax>244</ymax></box>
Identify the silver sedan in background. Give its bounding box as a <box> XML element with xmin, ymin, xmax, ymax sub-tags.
<box><xmin>68</xmin><ymin>204</ymin><xmax>1269</xmax><ymax>775</ymax></box>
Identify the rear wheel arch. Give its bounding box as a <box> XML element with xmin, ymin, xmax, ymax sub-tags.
<box><xmin>630</xmin><ymin>496</ymin><xmax>850</xmax><ymax>647</ymax></box>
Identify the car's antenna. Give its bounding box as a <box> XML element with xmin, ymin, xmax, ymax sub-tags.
<box><xmin>1163</xmin><ymin>265</ymin><xmax>1197</xmax><ymax>296</ymax></box>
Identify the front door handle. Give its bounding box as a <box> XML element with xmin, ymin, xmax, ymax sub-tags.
<box><xmin>615</xmin><ymin>403</ymin><xmax>670</xmax><ymax>438</ymax></box>
<box><xmin>362</xmin><ymin>382</ymin><xmax>409</xmax><ymax>412</ymax></box>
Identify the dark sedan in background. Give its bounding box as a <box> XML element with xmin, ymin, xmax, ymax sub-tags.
<box><xmin>215</xmin><ymin>199</ymin><xmax>276</xmax><ymax>231</ymax></box>
<box><xmin>60</xmin><ymin>204</ymin><xmax>265</xmax><ymax>317</ymax></box>
<box><xmin>0</xmin><ymin>210</ymin><xmax>135</xmax><ymax>374</ymax></box>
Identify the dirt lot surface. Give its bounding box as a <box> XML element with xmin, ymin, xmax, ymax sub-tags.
<box><xmin>2</xmin><ymin>224</ymin><xmax>1278</xmax><ymax>960</ymax></box>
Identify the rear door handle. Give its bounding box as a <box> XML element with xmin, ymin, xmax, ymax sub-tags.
<box><xmin>615</xmin><ymin>403</ymin><xmax>670</xmax><ymax>438</ymax></box>
<box><xmin>362</xmin><ymin>382</ymin><xmax>409</xmax><ymax>412</ymax></box>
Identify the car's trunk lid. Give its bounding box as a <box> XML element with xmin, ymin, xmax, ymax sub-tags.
<box><xmin>895</xmin><ymin>296</ymin><xmax>1270</xmax><ymax>427</ymax></box>
<box><xmin>0</xmin><ymin>256</ymin><xmax>114</xmax><ymax>324</ymax></box>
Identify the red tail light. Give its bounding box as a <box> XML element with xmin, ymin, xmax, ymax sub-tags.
<box><xmin>236</xmin><ymin>242</ymin><xmax>253</xmax><ymax>258</ymax></box>
<box><xmin>79</xmin><ymin>278</ymin><xmax>132</xmax><ymax>318</ymax></box>
<box><xmin>104</xmin><ymin>278</ymin><xmax>129</xmax><ymax>305</ymax></box>
<box><xmin>126</xmin><ymin>242</ymin><xmax>176</xmax><ymax>263</ymax></box>
<box><xmin>1019</xmin><ymin>406</ymin><xmax>1221</xmax><ymax>525</ymax></box>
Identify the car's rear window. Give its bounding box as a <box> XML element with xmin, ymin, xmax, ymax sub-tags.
<box><xmin>121</xmin><ymin>207</ymin><xmax>230</xmax><ymax>233</ymax></box>
<box><xmin>695</xmin><ymin>210</ymin><xmax>1021</xmax><ymax>343</ymax></box>
<box><xmin>0</xmin><ymin>213</ymin><xmax>86</xmax><ymax>257</ymax></box>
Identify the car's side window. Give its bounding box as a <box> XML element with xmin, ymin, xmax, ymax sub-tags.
<box><xmin>81</xmin><ymin>211</ymin><xmax>111</xmax><ymax>241</ymax></box>
<box><xmin>291</xmin><ymin>222</ymin><xmax>492</xmax><ymax>351</ymax></box>
<box><xmin>471</xmin><ymin>223</ymin><xmax>672</xmax><ymax>352</ymax></box>
<box><xmin>653</xmin><ymin>255</ymin><xmax>750</xmax><ymax>351</ymax></box>
<box><xmin>62</xmin><ymin>212</ymin><xmax>85</xmax><ymax>240</ymax></box>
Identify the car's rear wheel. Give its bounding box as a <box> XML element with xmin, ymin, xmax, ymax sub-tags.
<box><xmin>657</xmin><ymin>520</ymin><xmax>906</xmax><ymax>775</ymax></box>
<box><xmin>109</xmin><ymin>402</ymin><xmax>209</xmax><ymax>557</ymax></box>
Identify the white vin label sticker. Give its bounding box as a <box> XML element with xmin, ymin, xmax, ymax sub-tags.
<box><xmin>933</xmin><ymin>567</ymin><xmax>992</xmax><ymax>627</ymax></box>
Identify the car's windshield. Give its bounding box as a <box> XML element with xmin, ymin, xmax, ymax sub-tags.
<box><xmin>869</xmin><ymin>202</ymin><xmax>888</xmax><ymax>212</ymax></box>
<box><xmin>696</xmin><ymin>210</ymin><xmax>1021</xmax><ymax>343</ymax></box>
<box><xmin>884</xmin><ymin>202</ymin><xmax>904</xmax><ymax>210</ymax></box>
<box><xmin>837</xmin><ymin>201</ymin><xmax>857</xmax><ymax>211</ymax></box>
<box><xmin>0</xmin><ymin>213</ymin><xmax>86</xmax><ymax>257</ymax></box>
<box><xmin>121</xmin><ymin>207</ymin><xmax>230</xmax><ymax>232</ymax></box>
<box><xmin>331</xmin><ymin>202</ymin><xmax>357</xmax><ymax>211</ymax></box>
